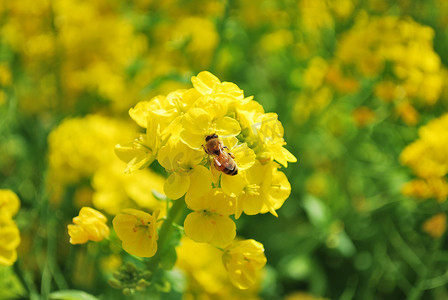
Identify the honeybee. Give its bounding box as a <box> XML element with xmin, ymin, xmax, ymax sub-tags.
<box><xmin>203</xmin><ymin>134</ymin><xmax>238</xmax><ymax>176</ymax></box>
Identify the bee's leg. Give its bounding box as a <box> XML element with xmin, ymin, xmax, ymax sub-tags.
<box><xmin>228</xmin><ymin>152</ymin><xmax>235</xmax><ymax>159</ymax></box>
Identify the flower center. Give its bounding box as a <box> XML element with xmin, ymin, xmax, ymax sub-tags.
<box><xmin>244</xmin><ymin>184</ymin><xmax>260</xmax><ymax>196</ymax></box>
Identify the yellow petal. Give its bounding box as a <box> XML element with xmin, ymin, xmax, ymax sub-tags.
<box><xmin>187</xmin><ymin>165</ymin><xmax>212</xmax><ymax>199</ymax></box>
<box><xmin>246</xmin><ymin>161</ymin><xmax>264</xmax><ymax>184</ymax></box>
<box><xmin>227</xmin><ymin>263</ymin><xmax>257</xmax><ymax>290</ymax></box>
<box><xmin>219</xmin><ymin>82</ymin><xmax>244</xmax><ymax>100</ymax></box>
<box><xmin>184</xmin><ymin>212</ymin><xmax>235</xmax><ymax>247</ymax></box>
<box><xmin>114</xmin><ymin>141</ymin><xmax>154</xmax><ymax>173</ymax></box>
<box><xmin>209</xmin><ymin>189</ymin><xmax>236</xmax><ymax>216</ymax></box>
<box><xmin>192</xmin><ymin>71</ymin><xmax>221</xmax><ymax>95</ymax></box>
<box><xmin>164</xmin><ymin>173</ymin><xmax>190</xmax><ymax>200</ymax></box>
<box><xmin>233</xmin><ymin>143</ymin><xmax>256</xmax><ymax>171</ymax></box>
<box><xmin>242</xmin><ymin>194</ymin><xmax>264</xmax><ymax>215</ymax></box>
<box><xmin>221</xmin><ymin>173</ymin><xmax>245</xmax><ymax>197</ymax></box>
<box><xmin>0</xmin><ymin>223</ymin><xmax>20</xmax><ymax>249</ymax></box>
<box><xmin>129</xmin><ymin>100</ymin><xmax>152</xmax><ymax>128</ymax></box>
<box><xmin>0</xmin><ymin>190</ymin><xmax>20</xmax><ymax>217</ymax></box>
<box><xmin>121</xmin><ymin>228</ymin><xmax>158</xmax><ymax>258</ymax></box>
<box><xmin>214</xmin><ymin>116</ymin><xmax>241</xmax><ymax>137</ymax></box>
<box><xmin>180</xmin><ymin>130</ymin><xmax>206</xmax><ymax>150</ymax></box>
<box><xmin>0</xmin><ymin>248</ymin><xmax>17</xmax><ymax>266</ymax></box>
<box><xmin>112</xmin><ymin>210</ymin><xmax>158</xmax><ymax>258</ymax></box>
<box><xmin>68</xmin><ymin>224</ymin><xmax>88</xmax><ymax>244</ymax></box>
<box><xmin>182</xmin><ymin>108</ymin><xmax>211</xmax><ymax>134</ymax></box>
<box><xmin>269</xmin><ymin>170</ymin><xmax>291</xmax><ymax>207</ymax></box>
<box><xmin>282</xmin><ymin>146</ymin><xmax>297</xmax><ymax>162</ymax></box>
<box><xmin>184</xmin><ymin>211</ymin><xmax>214</xmax><ymax>243</ymax></box>
<box><xmin>208</xmin><ymin>216</ymin><xmax>236</xmax><ymax>247</ymax></box>
<box><xmin>221</xmin><ymin>136</ymin><xmax>238</xmax><ymax>149</ymax></box>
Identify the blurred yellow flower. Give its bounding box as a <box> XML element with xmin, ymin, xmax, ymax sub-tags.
<box><xmin>68</xmin><ymin>207</ymin><xmax>110</xmax><ymax>245</ymax></box>
<box><xmin>402</xmin><ymin>178</ymin><xmax>448</xmax><ymax>202</ymax></box>
<box><xmin>0</xmin><ymin>189</ymin><xmax>20</xmax><ymax>218</ymax></box>
<box><xmin>400</xmin><ymin>113</ymin><xmax>448</xmax><ymax>179</ymax></box>
<box><xmin>352</xmin><ymin>107</ymin><xmax>376</xmax><ymax>128</ymax></box>
<box><xmin>222</xmin><ymin>239</ymin><xmax>267</xmax><ymax>290</ymax></box>
<box><xmin>333</xmin><ymin>14</ymin><xmax>444</xmax><ymax>124</ymax></box>
<box><xmin>113</xmin><ymin>209</ymin><xmax>159</xmax><ymax>257</ymax></box>
<box><xmin>422</xmin><ymin>213</ymin><xmax>446</xmax><ymax>239</ymax></box>
<box><xmin>176</xmin><ymin>238</ymin><xmax>261</xmax><ymax>299</ymax></box>
<box><xmin>92</xmin><ymin>162</ymin><xmax>166</xmax><ymax>215</ymax></box>
<box><xmin>48</xmin><ymin>115</ymin><xmax>135</xmax><ymax>188</ymax></box>
<box><xmin>0</xmin><ymin>217</ymin><xmax>20</xmax><ymax>266</ymax></box>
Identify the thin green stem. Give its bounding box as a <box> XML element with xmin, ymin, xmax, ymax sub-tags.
<box><xmin>13</xmin><ymin>262</ymin><xmax>39</xmax><ymax>300</ymax></box>
<box><xmin>208</xmin><ymin>0</ymin><xmax>231</xmax><ymax>73</ymax></box>
<box><xmin>406</xmin><ymin>231</ymin><xmax>444</xmax><ymax>300</ymax></box>
<box><xmin>147</xmin><ymin>197</ymin><xmax>186</xmax><ymax>270</ymax></box>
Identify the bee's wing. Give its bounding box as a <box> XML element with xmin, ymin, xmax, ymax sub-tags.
<box><xmin>213</xmin><ymin>155</ymin><xmax>222</xmax><ymax>167</ymax></box>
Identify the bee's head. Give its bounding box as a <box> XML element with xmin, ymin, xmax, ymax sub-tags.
<box><xmin>205</xmin><ymin>134</ymin><xmax>218</xmax><ymax>142</ymax></box>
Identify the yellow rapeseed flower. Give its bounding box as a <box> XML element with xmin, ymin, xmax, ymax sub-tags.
<box><xmin>0</xmin><ymin>189</ymin><xmax>21</xmax><ymax>266</ymax></box>
<box><xmin>222</xmin><ymin>239</ymin><xmax>267</xmax><ymax>290</ymax></box>
<box><xmin>0</xmin><ymin>217</ymin><xmax>20</xmax><ymax>266</ymax></box>
<box><xmin>0</xmin><ymin>189</ymin><xmax>20</xmax><ymax>218</ymax></box>
<box><xmin>68</xmin><ymin>207</ymin><xmax>110</xmax><ymax>244</ymax></box>
<box><xmin>422</xmin><ymin>213</ymin><xmax>447</xmax><ymax>239</ymax></box>
<box><xmin>184</xmin><ymin>189</ymin><xmax>236</xmax><ymax>247</ymax></box>
<box><xmin>235</xmin><ymin>161</ymin><xmax>291</xmax><ymax>218</ymax></box>
<box><xmin>113</xmin><ymin>209</ymin><xmax>159</xmax><ymax>257</ymax></box>
<box><xmin>116</xmin><ymin>71</ymin><xmax>295</xmax><ymax>285</ymax></box>
<box><xmin>176</xmin><ymin>238</ymin><xmax>262</xmax><ymax>298</ymax></box>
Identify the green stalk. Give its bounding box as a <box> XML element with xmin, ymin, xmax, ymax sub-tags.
<box><xmin>147</xmin><ymin>197</ymin><xmax>186</xmax><ymax>270</ymax></box>
<box><xmin>407</xmin><ymin>238</ymin><xmax>442</xmax><ymax>300</ymax></box>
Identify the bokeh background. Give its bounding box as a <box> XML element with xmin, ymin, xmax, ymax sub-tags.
<box><xmin>1</xmin><ymin>0</ymin><xmax>448</xmax><ymax>299</ymax></box>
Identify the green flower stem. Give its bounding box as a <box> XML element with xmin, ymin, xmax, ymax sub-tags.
<box><xmin>147</xmin><ymin>197</ymin><xmax>186</xmax><ymax>270</ymax></box>
<box><xmin>407</xmin><ymin>237</ymin><xmax>442</xmax><ymax>300</ymax></box>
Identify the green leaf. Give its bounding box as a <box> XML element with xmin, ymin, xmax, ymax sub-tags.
<box><xmin>302</xmin><ymin>195</ymin><xmax>331</xmax><ymax>227</ymax></box>
<box><xmin>49</xmin><ymin>290</ymin><xmax>98</xmax><ymax>300</ymax></box>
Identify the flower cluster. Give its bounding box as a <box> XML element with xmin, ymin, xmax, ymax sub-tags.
<box><xmin>400</xmin><ymin>113</ymin><xmax>448</xmax><ymax>202</ymax></box>
<box><xmin>115</xmin><ymin>71</ymin><xmax>296</xmax><ymax>288</ymax></box>
<box><xmin>400</xmin><ymin>114</ymin><xmax>448</xmax><ymax>238</ymax></box>
<box><xmin>47</xmin><ymin>114</ymin><xmax>165</xmax><ymax>215</ymax></box>
<box><xmin>333</xmin><ymin>14</ymin><xmax>444</xmax><ymax>125</ymax></box>
<box><xmin>0</xmin><ymin>190</ymin><xmax>21</xmax><ymax>266</ymax></box>
<box><xmin>1</xmin><ymin>0</ymin><xmax>221</xmax><ymax>115</ymax></box>
<box><xmin>68</xmin><ymin>207</ymin><xmax>109</xmax><ymax>244</ymax></box>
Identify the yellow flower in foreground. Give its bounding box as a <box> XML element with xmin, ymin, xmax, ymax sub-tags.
<box><xmin>68</xmin><ymin>207</ymin><xmax>109</xmax><ymax>244</ymax></box>
<box><xmin>0</xmin><ymin>189</ymin><xmax>20</xmax><ymax>218</ymax></box>
<box><xmin>113</xmin><ymin>209</ymin><xmax>159</xmax><ymax>257</ymax></box>
<box><xmin>115</xmin><ymin>112</ymin><xmax>163</xmax><ymax>174</ymax></box>
<box><xmin>180</xmin><ymin>107</ymin><xmax>241</xmax><ymax>150</ymax></box>
<box><xmin>176</xmin><ymin>238</ymin><xmax>262</xmax><ymax>298</ymax></box>
<box><xmin>158</xmin><ymin>139</ymin><xmax>212</xmax><ymax>200</ymax></box>
<box><xmin>235</xmin><ymin>161</ymin><xmax>291</xmax><ymax>218</ymax></box>
<box><xmin>184</xmin><ymin>189</ymin><xmax>236</xmax><ymax>247</ymax></box>
<box><xmin>222</xmin><ymin>239</ymin><xmax>267</xmax><ymax>289</ymax></box>
<box><xmin>422</xmin><ymin>213</ymin><xmax>446</xmax><ymax>239</ymax></box>
<box><xmin>0</xmin><ymin>217</ymin><xmax>20</xmax><ymax>266</ymax></box>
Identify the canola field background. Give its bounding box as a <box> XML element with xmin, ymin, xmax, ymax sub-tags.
<box><xmin>1</xmin><ymin>0</ymin><xmax>448</xmax><ymax>299</ymax></box>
